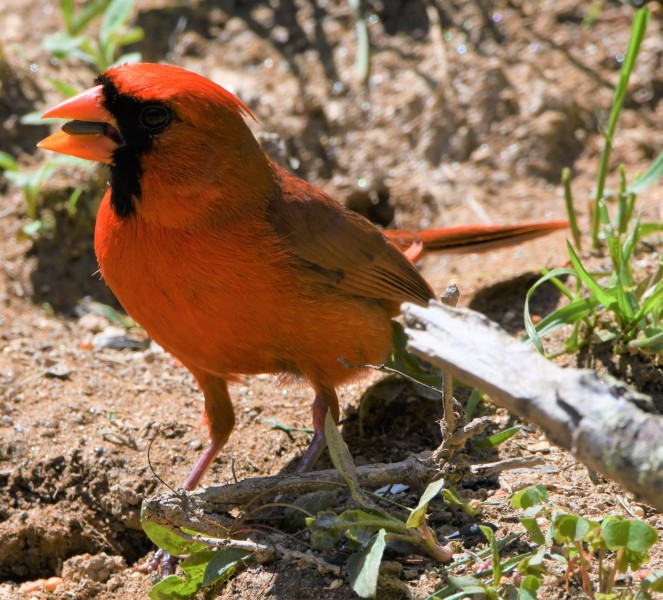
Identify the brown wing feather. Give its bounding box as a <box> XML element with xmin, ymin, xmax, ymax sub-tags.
<box><xmin>267</xmin><ymin>170</ymin><xmax>433</xmax><ymax>306</ymax></box>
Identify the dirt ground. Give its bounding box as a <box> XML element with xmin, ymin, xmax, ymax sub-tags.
<box><xmin>0</xmin><ymin>1</ymin><xmax>661</xmax><ymax>599</ymax></box>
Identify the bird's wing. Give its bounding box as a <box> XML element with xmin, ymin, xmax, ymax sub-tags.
<box><xmin>267</xmin><ymin>179</ymin><xmax>433</xmax><ymax>306</ymax></box>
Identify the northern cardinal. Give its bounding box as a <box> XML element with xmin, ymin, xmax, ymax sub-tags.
<box><xmin>38</xmin><ymin>63</ymin><xmax>566</xmax><ymax>489</ymax></box>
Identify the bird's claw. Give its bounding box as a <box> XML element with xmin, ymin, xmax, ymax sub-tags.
<box><xmin>148</xmin><ymin>548</ymin><xmax>178</xmax><ymax>579</ymax></box>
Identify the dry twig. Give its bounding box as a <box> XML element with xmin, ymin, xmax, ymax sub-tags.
<box><xmin>402</xmin><ymin>301</ymin><xmax>663</xmax><ymax>510</ymax></box>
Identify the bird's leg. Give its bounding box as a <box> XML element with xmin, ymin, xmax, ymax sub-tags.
<box><xmin>150</xmin><ymin>376</ymin><xmax>234</xmax><ymax>576</ymax></box>
<box><xmin>182</xmin><ymin>439</ymin><xmax>224</xmax><ymax>491</ymax></box>
<box><xmin>296</xmin><ymin>385</ymin><xmax>339</xmax><ymax>473</ymax></box>
<box><xmin>182</xmin><ymin>376</ymin><xmax>235</xmax><ymax>490</ymax></box>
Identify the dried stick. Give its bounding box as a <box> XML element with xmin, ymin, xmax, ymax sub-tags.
<box><xmin>402</xmin><ymin>301</ymin><xmax>663</xmax><ymax>510</ymax></box>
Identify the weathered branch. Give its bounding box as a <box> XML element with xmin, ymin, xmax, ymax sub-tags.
<box><xmin>143</xmin><ymin>453</ymin><xmax>437</xmax><ymax>535</ymax></box>
<box><xmin>402</xmin><ymin>301</ymin><xmax>663</xmax><ymax>511</ymax></box>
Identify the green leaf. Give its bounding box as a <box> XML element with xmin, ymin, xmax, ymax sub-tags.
<box><xmin>480</xmin><ymin>524</ymin><xmax>501</xmax><ymax>585</ymax></box>
<box><xmin>406</xmin><ymin>478</ymin><xmax>445</xmax><ymax>528</ymax></box>
<box><xmin>552</xmin><ymin>514</ymin><xmax>594</xmax><ymax>543</ymax></box>
<box><xmin>386</xmin><ymin>321</ymin><xmax>442</xmax><ymax>388</ymax></box>
<box><xmin>448</xmin><ymin>575</ymin><xmax>491</xmax><ymax>595</ymax></box>
<box><xmin>203</xmin><ymin>548</ymin><xmax>251</xmax><ymax>587</ymax></box>
<box><xmin>473</xmin><ymin>425</ymin><xmax>522</xmax><ymax>448</ymax></box>
<box><xmin>325</xmin><ymin>411</ymin><xmax>370</xmax><ymax>507</ymax></box>
<box><xmin>633</xmin><ymin>281</ymin><xmax>663</xmax><ymax>325</ymax></box>
<box><xmin>70</xmin><ymin>0</ymin><xmax>111</xmax><ymax>35</ymax></box>
<box><xmin>511</xmin><ymin>485</ymin><xmax>548</xmax><ymax>510</ymax></box>
<box><xmin>21</xmin><ymin>111</ymin><xmax>59</xmax><ymax>125</ymax></box>
<box><xmin>530</xmin><ymin>295</ymin><xmax>600</xmax><ymax>341</ymax></box>
<box><xmin>148</xmin><ymin>550</ymin><xmax>217</xmax><ymax>600</ymax></box>
<box><xmin>518</xmin><ymin>574</ymin><xmax>541</xmax><ymax>600</ymax></box>
<box><xmin>465</xmin><ymin>389</ymin><xmax>482</xmax><ymax>422</ymax></box>
<box><xmin>631</xmin><ymin>330</ymin><xmax>663</xmax><ymax>352</ymax></box>
<box><xmin>602</xmin><ymin>518</ymin><xmax>658</xmax><ymax>554</ymax></box>
<box><xmin>628</xmin><ymin>148</ymin><xmax>663</xmax><ymax>194</ymax></box>
<box><xmin>636</xmin><ymin>221</ymin><xmax>663</xmax><ymax>239</ymax></box>
<box><xmin>306</xmin><ymin>511</ymin><xmax>348</xmax><ymax>550</ymax></box>
<box><xmin>567</xmin><ymin>242</ymin><xmax>618</xmax><ymax>311</ymax></box>
<box><xmin>43</xmin><ymin>32</ymin><xmax>86</xmax><ymax>54</ymax></box>
<box><xmin>262</xmin><ymin>418</ymin><xmax>313</xmax><ymax>434</ymax></box>
<box><xmin>148</xmin><ymin>574</ymin><xmax>200</xmax><ymax>600</ymax></box>
<box><xmin>347</xmin><ymin>529</ymin><xmax>387</xmax><ymax>598</ymax></box>
<box><xmin>101</xmin><ymin>0</ymin><xmax>135</xmax><ymax>45</ymax></box>
<box><xmin>60</xmin><ymin>0</ymin><xmax>75</xmax><ymax>30</ymax></box>
<box><xmin>46</xmin><ymin>77</ymin><xmax>81</xmax><ymax>97</ymax></box>
<box><xmin>442</xmin><ymin>488</ymin><xmax>479</xmax><ymax>517</ymax></box>
<box><xmin>517</xmin><ymin>546</ymin><xmax>547</xmax><ymax>576</ymax></box>
<box><xmin>19</xmin><ymin>219</ymin><xmax>46</xmax><ymax>240</ymax></box>
<box><xmin>140</xmin><ymin>503</ymin><xmax>206</xmax><ymax>556</ymax></box>
<box><xmin>519</xmin><ymin>517</ymin><xmax>546</xmax><ymax>546</ymax></box>
<box><xmin>523</xmin><ymin>267</ymin><xmax>584</xmax><ymax>352</ymax></box>
<box><xmin>113</xmin><ymin>26</ymin><xmax>144</xmax><ymax>47</ymax></box>
<box><xmin>591</xmin><ymin>6</ymin><xmax>650</xmax><ymax>246</ymax></box>
<box><xmin>66</xmin><ymin>187</ymin><xmax>84</xmax><ymax>217</ymax></box>
<box><xmin>0</xmin><ymin>151</ymin><xmax>18</xmax><ymax>171</ymax></box>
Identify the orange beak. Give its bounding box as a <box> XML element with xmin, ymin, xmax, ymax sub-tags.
<box><xmin>37</xmin><ymin>85</ymin><xmax>122</xmax><ymax>164</ymax></box>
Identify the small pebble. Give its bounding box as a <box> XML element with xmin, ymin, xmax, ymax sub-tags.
<box><xmin>78</xmin><ymin>313</ymin><xmax>109</xmax><ymax>333</ymax></box>
<box><xmin>20</xmin><ymin>577</ymin><xmax>63</xmax><ymax>593</ymax></box>
<box><xmin>527</xmin><ymin>441</ymin><xmax>551</xmax><ymax>453</ymax></box>
<box><xmin>44</xmin><ymin>577</ymin><xmax>64</xmax><ymax>592</ymax></box>
<box><xmin>325</xmin><ymin>579</ymin><xmax>343</xmax><ymax>590</ymax></box>
<box><xmin>45</xmin><ymin>364</ymin><xmax>73</xmax><ymax>379</ymax></box>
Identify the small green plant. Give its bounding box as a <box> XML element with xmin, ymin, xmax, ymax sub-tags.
<box><xmin>44</xmin><ymin>0</ymin><xmax>143</xmax><ymax>72</ymax></box>
<box><xmin>139</xmin><ymin>406</ymin><xmax>528</xmax><ymax>599</ymax></box>
<box><xmin>0</xmin><ymin>151</ymin><xmax>88</xmax><ymax>239</ymax></box>
<box><xmin>436</xmin><ymin>484</ymin><xmax>661</xmax><ymax>599</ymax></box>
<box><xmin>513</xmin><ymin>485</ymin><xmax>660</xmax><ymax>599</ymax></box>
<box><xmin>8</xmin><ymin>0</ymin><xmax>144</xmax><ymax>236</ymax></box>
<box><xmin>140</xmin><ymin>414</ymin><xmax>457</xmax><ymax>599</ymax></box>
<box><xmin>524</xmin><ymin>5</ymin><xmax>663</xmax><ymax>359</ymax></box>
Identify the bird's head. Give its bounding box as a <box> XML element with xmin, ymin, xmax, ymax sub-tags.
<box><xmin>39</xmin><ymin>63</ymin><xmax>274</xmax><ymax>226</ymax></box>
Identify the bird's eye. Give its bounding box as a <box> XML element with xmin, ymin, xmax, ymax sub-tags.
<box><xmin>139</xmin><ymin>105</ymin><xmax>171</xmax><ymax>132</ymax></box>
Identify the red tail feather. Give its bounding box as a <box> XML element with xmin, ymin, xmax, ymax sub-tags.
<box><xmin>385</xmin><ymin>221</ymin><xmax>569</xmax><ymax>261</ymax></box>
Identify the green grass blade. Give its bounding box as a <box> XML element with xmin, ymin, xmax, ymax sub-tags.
<box><xmin>630</xmin><ymin>330</ymin><xmax>663</xmax><ymax>352</ymax></box>
<box><xmin>101</xmin><ymin>0</ymin><xmax>135</xmax><ymax>46</ymax></box>
<box><xmin>628</xmin><ymin>148</ymin><xmax>663</xmax><ymax>195</ymax></box>
<box><xmin>636</xmin><ymin>221</ymin><xmax>663</xmax><ymax>239</ymax></box>
<box><xmin>540</xmin><ymin>267</ymin><xmax>575</xmax><ymax>300</ymax></box>
<box><xmin>562</xmin><ymin>167</ymin><xmax>582</xmax><ymax>249</ymax></box>
<box><xmin>617</xmin><ymin>165</ymin><xmax>629</xmax><ymax>234</ymax></box>
<box><xmin>591</xmin><ymin>6</ymin><xmax>650</xmax><ymax>247</ymax></box>
<box><xmin>46</xmin><ymin>77</ymin><xmax>81</xmax><ymax>98</ymax></box>
<box><xmin>0</xmin><ymin>151</ymin><xmax>19</xmax><ymax>171</ymax></box>
<box><xmin>70</xmin><ymin>0</ymin><xmax>111</xmax><ymax>35</ymax></box>
<box><xmin>465</xmin><ymin>389</ymin><xmax>482</xmax><ymax>423</ymax></box>
<box><xmin>566</xmin><ymin>241</ymin><xmax>618</xmax><ymax>311</ymax></box>
<box><xmin>473</xmin><ymin>425</ymin><xmax>522</xmax><ymax>448</ymax></box>
<box><xmin>529</xmin><ymin>296</ymin><xmax>600</xmax><ymax>340</ymax></box>
<box><xmin>524</xmin><ymin>267</ymin><xmax>579</xmax><ymax>352</ymax></box>
<box><xmin>630</xmin><ymin>280</ymin><xmax>663</xmax><ymax>327</ymax></box>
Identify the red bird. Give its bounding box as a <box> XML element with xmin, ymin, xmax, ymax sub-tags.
<box><xmin>38</xmin><ymin>63</ymin><xmax>566</xmax><ymax>489</ymax></box>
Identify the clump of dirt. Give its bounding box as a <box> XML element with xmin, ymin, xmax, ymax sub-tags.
<box><xmin>0</xmin><ymin>443</ymin><xmax>152</xmax><ymax>580</ymax></box>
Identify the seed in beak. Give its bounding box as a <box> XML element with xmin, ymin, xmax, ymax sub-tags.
<box><xmin>61</xmin><ymin>120</ymin><xmax>124</xmax><ymax>145</ymax></box>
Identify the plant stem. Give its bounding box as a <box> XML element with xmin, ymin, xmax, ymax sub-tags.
<box><xmin>562</xmin><ymin>167</ymin><xmax>582</xmax><ymax>250</ymax></box>
<box><xmin>591</xmin><ymin>7</ymin><xmax>650</xmax><ymax>248</ymax></box>
<box><xmin>574</xmin><ymin>541</ymin><xmax>595</xmax><ymax>599</ymax></box>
